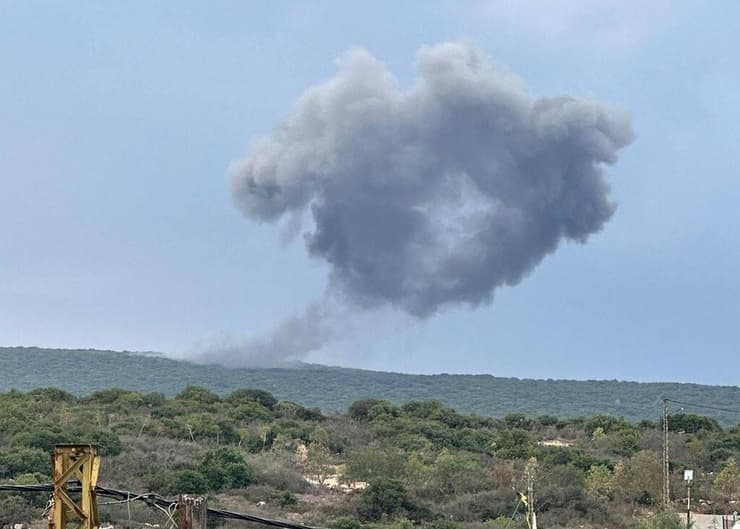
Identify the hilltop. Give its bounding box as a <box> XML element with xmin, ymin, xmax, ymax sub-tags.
<box><xmin>1</xmin><ymin>346</ymin><xmax>738</xmax><ymax>423</ymax></box>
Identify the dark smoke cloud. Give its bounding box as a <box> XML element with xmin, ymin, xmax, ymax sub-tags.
<box><xmin>231</xmin><ymin>41</ymin><xmax>633</xmax><ymax>319</ymax></box>
<box><xmin>205</xmin><ymin>42</ymin><xmax>633</xmax><ymax>367</ymax></box>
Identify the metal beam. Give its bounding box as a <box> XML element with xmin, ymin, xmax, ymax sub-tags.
<box><xmin>50</xmin><ymin>444</ymin><xmax>101</xmax><ymax>529</ymax></box>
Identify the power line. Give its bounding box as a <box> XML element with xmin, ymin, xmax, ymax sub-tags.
<box><xmin>0</xmin><ymin>483</ymin><xmax>321</xmax><ymax>529</ymax></box>
<box><xmin>664</xmin><ymin>398</ymin><xmax>740</xmax><ymax>415</ymax></box>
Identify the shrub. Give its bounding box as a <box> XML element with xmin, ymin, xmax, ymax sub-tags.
<box><xmin>494</xmin><ymin>429</ymin><xmax>533</xmax><ymax>459</ymax></box>
<box><xmin>169</xmin><ymin>469</ymin><xmax>210</xmax><ymax>495</ymax></box>
<box><xmin>27</xmin><ymin>387</ymin><xmax>78</xmax><ymax>403</ymax></box>
<box><xmin>197</xmin><ymin>447</ymin><xmax>252</xmax><ymax>490</ymax></box>
<box><xmin>635</xmin><ymin>511</ymin><xmax>685</xmax><ymax>529</ymax></box>
<box><xmin>667</xmin><ymin>414</ymin><xmax>721</xmax><ymax>434</ymax></box>
<box><xmin>358</xmin><ymin>479</ymin><xmax>421</xmax><ymax>521</ymax></box>
<box><xmin>176</xmin><ymin>386</ymin><xmax>221</xmax><ymax>405</ymax></box>
<box><xmin>0</xmin><ymin>447</ymin><xmax>49</xmax><ymax>478</ymax></box>
<box><xmin>0</xmin><ymin>495</ymin><xmax>37</xmax><ymax>525</ymax></box>
<box><xmin>348</xmin><ymin>399</ymin><xmax>388</xmax><ymax>421</ymax></box>
<box><xmin>227</xmin><ymin>389</ymin><xmax>278</xmax><ymax>410</ymax></box>
<box><xmin>328</xmin><ymin>517</ymin><xmax>361</xmax><ymax>529</ymax></box>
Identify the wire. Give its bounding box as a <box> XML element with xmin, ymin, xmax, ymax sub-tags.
<box><xmin>664</xmin><ymin>398</ymin><xmax>740</xmax><ymax>415</ymax></box>
<box><xmin>504</xmin><ymin>496</ymin><xmax>522</xmax><ymax>529</ymax></box>
<box><xmin>0</xmin><ymin>483</ymin><xmax>322</xmax><ymax>529</ymax></box>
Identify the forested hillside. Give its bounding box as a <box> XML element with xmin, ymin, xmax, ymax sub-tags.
<box><xmin>1</xmin><ymin>387</ymin><xmax>739</xmax><ymax>528</ymax></box>
<box><xmin>1</xmin><ymin>347</ymin><xmax>738</xmax><ymax>424</ymax></box>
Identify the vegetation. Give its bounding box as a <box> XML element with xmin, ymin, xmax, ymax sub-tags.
<box><xmin>2</xmin><ymin>347</ymin><xmax>739</xmax><ymax>424</ymax></box>
<box><xmin>1</xmin><ymin>386</ymin><xmax>739</xmax><ymax>528</ymax></box>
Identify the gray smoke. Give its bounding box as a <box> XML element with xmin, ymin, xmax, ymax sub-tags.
<box><xmin>222</xmin><ymin>41</ymin><xmax>633</xmax><ymax>365</ymax></box>
<box><xmin>195</xmin><ymin>301</ymin><xmax>336</xmax><ymax>368</ymax></box>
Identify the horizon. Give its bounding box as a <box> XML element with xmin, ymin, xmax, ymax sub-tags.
<box><xmin>2</xmin><ymin>345</ymin><xmax>738</xmax><ymax>388</ymax></box>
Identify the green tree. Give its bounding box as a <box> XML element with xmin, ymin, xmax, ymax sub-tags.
<box><xmin>169</xmin><ymin>469</ymin><xmax>210</xmax><ymax>495</ymax></box>
<box><xmin>613</xmin><ymin>450</ymin><xmax>662</xmax><ymax>504</ymax></box>
<box><xmin>667</xmin><ymin>413</ymin><xmax>721</xmax><ymax>434</ymax></box>
<box><xmin>585</xmin><ymin>464</ymin><xmax>615</xmax><ymax>499</ymax></box>
<box><xmin>197</xmin><ymin>447</ymin><xmax>252</xmax><ymax>491</ymax></box>
<box><xmin>357</xmin><ymin>479</ymin><xmax>420</xmax><ymax>521</ymax></box>
<box><xmin>0</xmin><ymin>447</ymin><xmax>49</xmax><ymax>479</ymax></box>
<box><xmin>714</xmin><ymin>458</ymin><xmax>740</xmax><ymax>499</ymax></box>
<box><xmin>226</xmin><ymin>389</ymin><xmax>278</xmax><ymax>410</ymax></box>
<box><xmin>494</xmin><ymin>429</ymin><xmax>533</xmax><ymax>459</ymax></box>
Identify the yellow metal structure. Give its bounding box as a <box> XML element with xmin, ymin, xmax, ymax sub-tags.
<box><xmin>51</xmin><ymin>444</ymin><xmax>101</xmax><ymax>529</ymax></box>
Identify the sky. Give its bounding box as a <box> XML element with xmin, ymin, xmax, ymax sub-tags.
<box><xmin>1</xmin><ymin>1</ymin><xmax>738</xmax><ymax>385</ymax></box>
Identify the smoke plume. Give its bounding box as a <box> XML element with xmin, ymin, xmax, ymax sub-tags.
<box><xmin>195</xmin><ymin>301</ymin><xmax>337</xmax><ymax>368</ymax></box>
<box><xmin>220</xmin><ymin>41</ymin><xmax>633</xmax><ymax>366</ymax></box>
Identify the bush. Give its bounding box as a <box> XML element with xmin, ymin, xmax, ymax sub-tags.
<box><xmin>27</xmin><ymin>387</ymin><xmax>78</xmax><ymax>403</ymax></box>
<box><xmin>0</xmin><ymin>447</ymin><xmax>49</xmax><ymax>478</ymax></box>
<box><xmin>13</xmin><ymin>428</ymin><xmax>69</xmax><ymax>452</ymax></box>
<box><xmin>328</xmin><ymin>517</ymin><xmax>361</xmax><ymax>529</ymax></box>
<box><xmin>635</xmin><ymin>511</ymin><xmax>685</xmax><ymax>529</ymax></box>
<box><xmin>584</xmin><ymin>415</ymin><xmax>631</xmax><ymax>436</ymax></box>
<box><xmin>494</xmin><ymin>429</ymin><xmax>533</xmax><ymax>459</ymax></box>
<box><xmin>86</xmin><ymin>430</ymin><xmax>123</xmax><ymax>456</ymax></box>
<box><xmin>0</xmin><ymin>495</ymin><xmax>37</xmax><ymax>525</ymax></box>
<box><xmin>227</xmin><ymin>389</ymin><xmax>278</xmax><ymax>410</ymax></box>
<box><xmin>197</xmin><ymin>448</ymin><xmax>252</xmax><ymax>490</ymax></box>
<box><xmin>348</xmin><ymin>399</ymin><xmax>388</xmax><ymax>421</ymax></box>
<box><xmin>169</xmin><ymin>469</ymin><xmax>211</xmax><ymax>495</ymax></box>
<box><xmin>176</xmin><ymin>386</ymin><xmax>221</xmax><ymax>405</ymax></box>
<box><xmin>358</xmin><ymin>479</ymin><xmax>421</xmax><ymax>521</ymax></box>
<box><xmin>667</xmin><ymin>414</ymin><xmax>721</xmax><ymax>434</ymax></box>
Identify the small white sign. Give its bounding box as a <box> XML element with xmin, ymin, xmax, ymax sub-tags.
<box><xmin>684</xmin><ymin>469</ymin><xmax>694</xmax><ymax>481</ymax></box>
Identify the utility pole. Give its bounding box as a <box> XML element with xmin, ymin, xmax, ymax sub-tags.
<box><xmin>684</xmin><ymin>470</ymin><xmax>694</xmax><ymax>529</ymax></box>
<box><xmin>663</xmin><ymin>399</ymin><xmax>670</xmax><ymax>507</ymax></box>
<box><xmin>525</xmin><ymin>457</ymin><xmax>538</xmax><ymax>529</ymax></box>
<box><xmin>177</xmin><ymin>495</ymin><xmax>208</xmax><ymax>529</ymax></box>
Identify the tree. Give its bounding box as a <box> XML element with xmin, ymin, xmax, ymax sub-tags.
<box><xmin>714</xmin><ymin>458</ymin><xmax>740</xmax><ymax>499</ymax></box>
<box><xmin>667</xmin><ymin>413</ymin><xmax>721</xmax><ymax>434</ymax></box>
<box><xmin>0</xmin><ymin>447</ymin><xmax>49</xmax><ymax>479</ymax></box>
<box><xmin>613</xmin><ymin>450</ymin><xmax>662</xmax><ymax>504</ymax></box>
<box><xmin>169</xmin><ymin>469</ymin><xmax>210</xmax><ymax>495</ymax></box>
<box><xmin>343</xmin><ymin>447</ymin><xmax>405</xmax><ymax>483</ymax></box>
<box><xmin>176</xmin><ymin>386</ymin><xmax>221</xmax><ymax>405</ymax></box>
<box><xmin>427</xmin><ymin>451</ymin><xmax>490</xmax><ymax>497</ymax></box>
<box><xmin>357</xmin><ymin>479</ymin><xmax>420</xmax><ymax>521</ymax></box>
<box><xmin>585</xmin><ymin>464</ymin><xmax>615</xmax><ymax>499</ymax></box>
<box><xmin>494</xmin><ymin>429</ymin><xmax>533</xmax><ymax>459</ymax></box>
<box><xmin>306</xmin><ymin>442</ymin><xmax>333</xmax><ymax>485</ymax></box>
<box><xmin>197</xmin><ymin>448</ymin><xmax>252</xmax><ymax>490</ymax></box>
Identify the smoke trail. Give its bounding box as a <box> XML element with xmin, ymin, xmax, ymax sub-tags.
<box><xmin>194</xmin><ymin>301</ymin><xmax>337</xmax><ymax>368</ymax></box>
<box><xmin>219</xmin><ymin>41</ymin><xmax>633</xmax><ymax>366</ymax></box>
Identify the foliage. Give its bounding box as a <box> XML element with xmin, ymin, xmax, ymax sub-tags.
<box><xmin>0</xmin><ymin>379</ymin><xmax>738</xmax><ymax>528</ymax></box>
<box><xmin>714</xmin><ymin>458</ymin><xmax>740</xmax><ymax>499</ymax></box>
<box><xmin>358</xmin><ymin>479</ymin><xmax>421</xmax><ymax>521</ymax></box>
<box><xmin>585</xmin><ymin>464</ymin><xmax>615</xmax><ymax>499</ymax></box>
<box><xmin>613</xmin><ymin>451</ymin><xmax>662</xmax><ymax>505</ymax></box>
<box><xmin>667</xmin><ymin>413</ymin><xmax>721</xmax><ymax>433</ymax></box>
<box><xmin>635</xmin><ymin>511</ymin><xmax>685</xmax><ymax>529</ymax></box>
<box><xmin>2</xmin><ymin>347</ymin><xmax>739</xmax><ymax>424</ymax></box>
<box><xmin>0</xmin><ymin>495</ymin><xmax>36</xmax><ymax>526</ymax></box>
<box><xmin>197</xmin><ymin>447</ymin><xmax>252</xmax><ymax>490</ymax></box>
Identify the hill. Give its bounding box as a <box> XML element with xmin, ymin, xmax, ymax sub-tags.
<box><xmin>1</xmin><ymin>346</ymin><xmax>738</xmax><ymax>423</ymax></box>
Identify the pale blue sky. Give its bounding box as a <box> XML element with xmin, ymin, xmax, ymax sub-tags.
<box><xmin>1</xmin><ymin>1</ymin><xmax>738</xmax><ymax>384</ymax></box>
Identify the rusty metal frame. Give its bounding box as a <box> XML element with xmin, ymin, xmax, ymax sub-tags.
<box><xmin>50</xmin><ymin>444</ymin><xmax>100</xmax><ymax>529</ymax></box>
